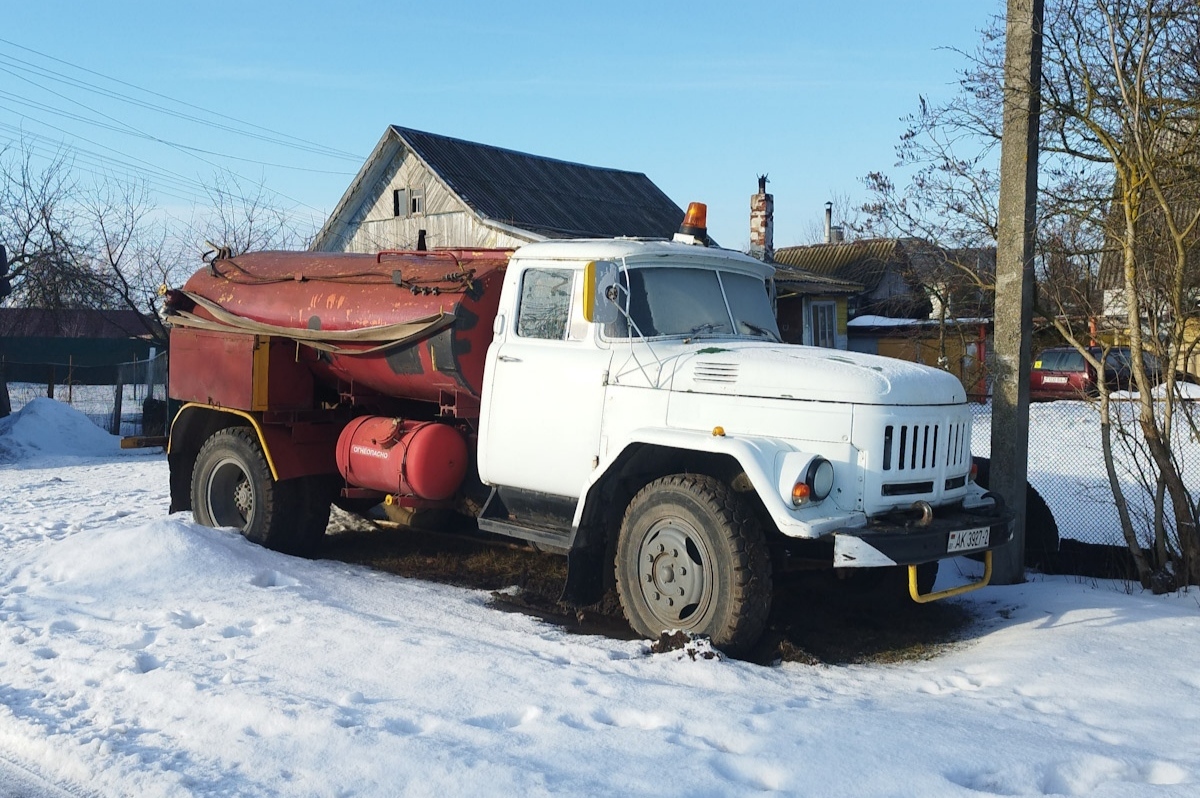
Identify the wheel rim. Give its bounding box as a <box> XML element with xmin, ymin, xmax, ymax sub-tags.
<box><xmin>635</xmin><ymin>516</ymin><xmax>714</xmax><ymax>630</ymax></box>
<box><xmin>205</xmin><ymin>456</ymin><xmax>254</xmax><ymax>531</ymax></box>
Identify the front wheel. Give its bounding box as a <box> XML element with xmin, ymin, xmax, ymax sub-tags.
<box><xmin>615</xmin><ymin>474</ymin><xmax>771</xmax><ymax>654</ymax></box>
<box><xmin>191</xmin><ymin>427</ymin><xmax>330</xmax><ymax>556</ymax></box>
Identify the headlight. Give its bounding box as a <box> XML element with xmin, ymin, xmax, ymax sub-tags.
<box><xmin>790</xmin><ymin>456</ymin><xmax>834</xmax><ymax>506</ymax></box>
<box><xmin>806</xmin><ymin>457</ymin><xmax>835</xmax><ymax>501</ymax></box>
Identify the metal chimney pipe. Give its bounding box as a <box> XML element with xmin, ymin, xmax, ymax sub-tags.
<box><xmin>824</xmin><ymin>202</ymin><xmax>833</xmax><ymax>244</ymax></box>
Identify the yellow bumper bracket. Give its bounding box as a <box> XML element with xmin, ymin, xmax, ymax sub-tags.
<box><xmin>909</xmin><ymin>551</ymin><xmax>993</xmax><ymax>604</ymax></box>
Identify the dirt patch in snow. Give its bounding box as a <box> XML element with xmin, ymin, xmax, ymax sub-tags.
<box><xmin>319</xmin><ymin>509</ymin><xmax>975</xmax><ymax>667</ymax></box>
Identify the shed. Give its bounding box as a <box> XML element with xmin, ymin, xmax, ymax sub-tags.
<box><xmin>0</xmin><ymin>308</ymin><xmax>161</xmax><ymax>384</ymax></box>
<box><xmin>847</xmin><ymin>314</ymin><xmax>992</xmax><ymax>402</ymax></box>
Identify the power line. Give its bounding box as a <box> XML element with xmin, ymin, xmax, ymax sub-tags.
<box><xmin>0</xmin><ymin>84</ymin><xmax>355</xmax><ymax>176</ymax></box>
<box><xmin>0</xmin><ymin>64</ymin><xmax>349</xmax><ymax>212</ymax></box>
<box><xmin>0</xmin><ymin>52</ymin><xmax>360</xmax><ymax>163</ymax></box>
<box><xmin>0</xmin><ymin>38</ymin><xmax>359</xmax><ymax>219</ymax></box>
<box><xmin>0</xmin><ymin>107</ymin><xmax>328</xmax><ymax>219</ymax></box>
<box><xmin>0</xmin><ymin>120</ymin><xmax>218</xmax><ymax>204</ymax></box>
<box><xmin>0</xmin><ymin>37</ymin><xmax>361</xmax><ymax>161</ymax></box>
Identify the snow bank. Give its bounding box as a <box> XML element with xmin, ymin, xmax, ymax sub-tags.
<box><xmin>0</xmin><ymin>397</ymin><xmax>129</xmax><ymax>463</ymax></box>
<box><xmin>2</xmin><ymin>401</ymin><xmax>1199</xmax><ymax>796</ymax></box>
<box><xmin>3</xmin><ymin>454</ymin><xmax>1199</xmax><ymax>797</ymax></box>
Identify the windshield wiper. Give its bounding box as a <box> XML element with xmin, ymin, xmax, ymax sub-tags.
<box><xmin>741</xmin><ymin>321</ymin><xmax>781</xmax><ymax>342</ymax></box>
<box><xmin>687</xmin><ymin>322</ymin><xmax>723</xmax><ymax>337</ymax></box>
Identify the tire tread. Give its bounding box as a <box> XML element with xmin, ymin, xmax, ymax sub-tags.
<box><xmin>616</xmin><ymin>474</ymin><xmax>771</xmax><ymax>653</ymax></box>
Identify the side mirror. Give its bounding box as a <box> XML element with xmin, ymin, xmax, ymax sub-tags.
<box><xmin>582</xmin><ymin>260</ymin><xmax>620</xmax><ymax>324</ymax></box>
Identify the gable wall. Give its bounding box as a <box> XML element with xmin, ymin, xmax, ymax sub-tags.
<box><xmin>331</xmin><ymin>149</ymin><xmax>533</xmax><ymax>253</ymax></box>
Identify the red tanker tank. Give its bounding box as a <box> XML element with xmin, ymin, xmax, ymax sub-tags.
<box><xmin>175</xmin><ymin>249</ymin><xmax>510</xmax><ymax>409</ymax></box>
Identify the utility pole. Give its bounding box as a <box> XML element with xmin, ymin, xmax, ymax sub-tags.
<box><xmin>991</xmin><ymin>0</ymin><xmax>1044</xmax><ymax>584</ymax></box>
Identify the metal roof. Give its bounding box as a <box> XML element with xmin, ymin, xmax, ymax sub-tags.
<box><xmin>772</xmin><ymin>239</ymin><xmax>901</xmax><ymax>289</ymax></box>
<box><xmin>772</xmin><ymin>266</ymin><xmax>863</xmax><ymax>296</ymax></box>
<box><xmin>392</xmin><ymin>126</ymin><xmax>685</xmax><ymax>240</ymax></box>
<box><xmin>0</xmin><ymin>308</ymin><xmax>160</xmax><ymax>339</ymax></box>
<box><xmin>773</xmin><ymin>238</ymin><xmax>995</xmax><ymax>288</ymax></box>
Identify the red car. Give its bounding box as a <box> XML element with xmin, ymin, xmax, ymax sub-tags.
<box><xmin>1030</xmin><ymin>346</ymin><xmax>1162</xmax><ymax>401</ymax></box>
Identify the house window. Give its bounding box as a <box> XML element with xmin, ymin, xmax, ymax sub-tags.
<box><xmin>811</xmin><ymin>301</ymin><xmax>837</xmax><ymax>348</ymax></box>
<box><xmin>392</xmin><ymin>187</ymin><xmax>424</xmax><ymax>217</ymax></box>
<box><xmin>516</xmin><ymin>268</ymin><xmax>574</xmax><ymax>340</ymax></box>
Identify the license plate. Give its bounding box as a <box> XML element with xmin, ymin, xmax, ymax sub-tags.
<box><xmin>948</xmin><ymin>526</ymin><xmax>991</xmax><ymax>553</ymax></box>
<box><xmin>1043</xmin><ymin>375</ymin><xmax>1068</xmax><ymax>384</ymax></box>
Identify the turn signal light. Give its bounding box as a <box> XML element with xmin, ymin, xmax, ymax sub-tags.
<box><xmin>792</xmin><ymin>457</ymin><xmax>835</xmax><ymax>506</ymax></box>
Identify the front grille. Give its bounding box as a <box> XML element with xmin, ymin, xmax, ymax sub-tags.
<box><xmin>882</xmin><ymin>480</ymin><xmax>935</xmax><ymax>496</ymax></box>
<box><xmin>882</xmin><ymin>419</ymin><xmax>968</xmax><ymax>472</ymax></box>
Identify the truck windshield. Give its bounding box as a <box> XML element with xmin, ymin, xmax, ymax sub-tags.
<box><xmin>604</xmin><ymin>267</ymin><xmax>781</xmax><ymax>341</ymax></box>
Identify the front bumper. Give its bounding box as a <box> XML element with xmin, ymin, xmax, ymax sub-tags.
<box><xmin>832</xmin><ymin>496</ymin><xmax>1014</xmax><ymax>568</ymax></box>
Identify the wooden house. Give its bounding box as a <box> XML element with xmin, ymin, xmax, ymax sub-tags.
<box><xmin>771</xmin><ymin>267</ymin><xmax>862</xmax><ymax>349</ymax></box>
<box><xmin>313</xmin><ymin>126</ymin><xmax>686</xmax><ymax>252</ymax></box>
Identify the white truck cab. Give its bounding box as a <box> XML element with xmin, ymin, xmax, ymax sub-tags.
<box><xmin>476</xmin><ymin>237</ymin><xmax>1010</xmax><ymax>652</ymax></box>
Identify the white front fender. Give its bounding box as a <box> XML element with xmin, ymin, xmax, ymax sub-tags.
<box><xmin>572</xmin><ymin>427</ymin><xmax>867</xmax><ymax>539</ymax></box>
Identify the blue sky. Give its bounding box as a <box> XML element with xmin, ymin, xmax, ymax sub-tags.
<box><xmin>1</xmin><ymin>1</ymin><xmax>1000</xmax><ymax>250</ymax></box>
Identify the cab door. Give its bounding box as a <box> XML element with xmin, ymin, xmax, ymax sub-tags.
<box><xmin>479</xmin><ymin>265</ymin><xmax>612</xmax><ymax>498</ymax></box>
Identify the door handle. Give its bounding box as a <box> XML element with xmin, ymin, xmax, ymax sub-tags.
<box><xmin>498</xmin><ymin>355</ymin><xmax>522</xmax><ymax>363</ymax></box>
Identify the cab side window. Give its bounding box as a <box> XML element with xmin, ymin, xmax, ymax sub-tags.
<box><xmin>516</xmin><ymin>268</ymin><xmax>574</xmax><ymax>340</ymax></box>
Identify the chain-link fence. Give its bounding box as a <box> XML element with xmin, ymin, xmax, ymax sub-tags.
<box><xmin>970</xmin><ymin>398</ymin><xmax>1200</xmax><ymax>550</ymax></box>
<box><xmin>3</xmin><ymin>352</ymin><xmax>168</xmax><ymax>437</ymax></box>
<box><xmin>7</xmin><ymin>352</ymin><xmax>1195</xmax><ymax>550</ymax></box>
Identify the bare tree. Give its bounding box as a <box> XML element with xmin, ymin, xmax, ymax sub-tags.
<box><xmin>1</xmin><ymin>140</ymin><xmax>321</xmax><ymax>417</ymax></box>
<box><xmin>81</xmin><ymin>178</ymin><xmax>175</xmax><ymax>347</ymax></box>
<box><xmin>866</xmin><ymin>0</ymin><xmax>1200</xmax><ymax>588</ymax></box>
<box><xmin>0</xmin><ymin>143</ymin><xmax>95</xmax><ymax>310</ymax></box>
<box><xmin>1037</xmin><ymin>0</ymin><xmax>1200</xmax><ymax>587</ymax></box>
<box><xmin>184</xmin><ymin>171</ymin><xmax>309</xmax><ymax>257</ymax></box>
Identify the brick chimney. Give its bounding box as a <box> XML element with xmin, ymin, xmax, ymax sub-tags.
<box><xmin>749</xmin><ymin>174</ymin><xmax>774</xmax><ymax>262</ymax></box>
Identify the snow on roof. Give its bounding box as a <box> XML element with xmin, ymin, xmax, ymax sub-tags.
<box><xmin>847</xmin><ymin>314</ymin><xmax>991</xmax><ymax>328</ymax></box>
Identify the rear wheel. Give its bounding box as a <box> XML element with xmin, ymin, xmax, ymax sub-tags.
<box><xmin>615</xmin><ymin>475</ymin><xmax>771</xmax><ymax>654</ymax></box>
<box><xmin>972</xmin><ymin>456</ymin><xmax>1059</xmax><ymax>570</ymax></box>
<box><xmin>191</xmin><ymin>427</ymin><xmax>330</xmax><ymax>556</ymax></box>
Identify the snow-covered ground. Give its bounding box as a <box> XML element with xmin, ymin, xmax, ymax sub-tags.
<box><xmin>2</xmin><ymin>399</ymin><xmax>1199</xmax><ymax>797</ymax></box>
